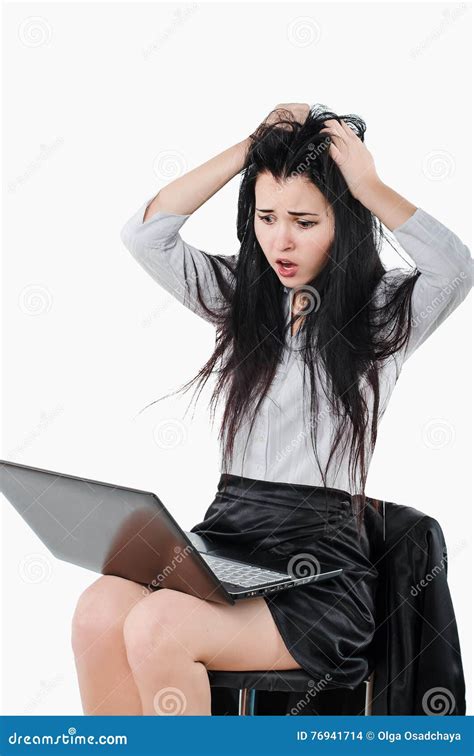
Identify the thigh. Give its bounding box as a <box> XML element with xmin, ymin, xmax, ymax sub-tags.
<box><xmin>129</xmin><ymin>588</ymin><xmax>302</xmax><ymax>672</ymax></box>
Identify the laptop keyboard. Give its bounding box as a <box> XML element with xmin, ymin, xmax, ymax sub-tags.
<box><xmin>199</xmin><ymin>553</ymin><xmax>288</xmax><ymax>588</ymax></box>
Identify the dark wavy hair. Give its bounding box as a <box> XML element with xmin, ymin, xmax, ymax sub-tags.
<box><xmin>140</xmin><ymin>105</ymin><xmax>421</xmax><ymax>532</ymax></box>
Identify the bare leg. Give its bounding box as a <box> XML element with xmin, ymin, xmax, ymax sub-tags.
<box><xmin>71</xmin><ymin>575</ymin><xmax>148</xmax><ymax>715</ymax></box>
<box><xmin>123</xmin><ymin>588</ymin><xmax>301</xmax><ymax>715</ymax></box>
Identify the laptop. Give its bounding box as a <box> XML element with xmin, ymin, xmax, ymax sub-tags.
<box><xmin>0</xmin><ymin>459</ymin><xmax>343</xmax><ymax>605</ymax></box>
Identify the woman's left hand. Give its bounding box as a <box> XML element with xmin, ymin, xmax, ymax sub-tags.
<box><xmin>320</xmin><ymin>119</ymin><xmax>380</xmax><ymax>200</ymax></box>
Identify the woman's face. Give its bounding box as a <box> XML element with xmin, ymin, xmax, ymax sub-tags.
<box><xmin>254</xmin><ymin>171</ymin><xmax>335</xmax><ymax>288</ymax></box>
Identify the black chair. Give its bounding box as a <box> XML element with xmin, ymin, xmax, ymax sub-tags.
<box><xmin>208</xmin><ymin>668</ymin><xmax>374</xmax><ymax>715</ymax></box>
<box><xmin>207</xmin><ymin>498</ymin><xmax>466</xmax><ymax>715</ymax></box>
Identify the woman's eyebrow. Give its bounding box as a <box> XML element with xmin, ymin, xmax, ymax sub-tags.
<box><xmin>255</xmin><ymin>208</ymin><xmax>320</xmax><ymax>216</ymax></box>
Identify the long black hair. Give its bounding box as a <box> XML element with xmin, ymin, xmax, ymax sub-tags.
<box><xmin>140</xmin><ymin>105</ymin><xmax>420</xmax><ymax>532</ymax></box>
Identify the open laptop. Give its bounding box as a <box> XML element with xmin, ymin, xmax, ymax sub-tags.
<box><xmin>0</xmin><ymin>459</ymin><xmax>343</xmax><ymax>605</ymax></box>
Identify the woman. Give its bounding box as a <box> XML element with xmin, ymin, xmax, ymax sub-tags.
<box><xmin>71</xmin><ymin>104</ymin><xmax>472</xmax><ymax>715</ymax></box>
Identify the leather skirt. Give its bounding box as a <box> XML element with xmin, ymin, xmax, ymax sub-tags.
<box><xmin>189</xmin><ymin>473</ymin><xmax>378</xmax><ymax>690</ymax></box>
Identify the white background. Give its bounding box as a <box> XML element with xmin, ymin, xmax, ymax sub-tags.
<box><xmin>2</xmin><ymin>1</ymin><xmax>472</xmax><ymax>715</ymax></box>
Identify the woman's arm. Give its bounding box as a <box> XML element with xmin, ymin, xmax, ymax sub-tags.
<box><xmin>143</xmin><ymin>138</ymin><xmax>252</xmax><ymax>220</ymax></box>
<box><xmin>143</xmin><ymin>102</ymin><xmax>310</xmax><ymax>219</ymax></box>
<box><xmin>121</xmin><ymin>105</ymin><xmax>312</xmax><ymax>323</ymax></box>
<box><xmin>358</xmin><ymin>183</ymin><xmax>472</xmax><ymax>363</ymax></box>
<box><xmin>352</xmin><ymin>171</ymin><xmax>472</xmax><ymax>364</ymax></box>
<box><xmin>352</xmin><ymin>180</ymin><xmax>418</xmax><ymax>232</ymax></box>
<box><xmin>388</xmin><ymin>207</ymin><xmax>472</xmax><ymax>361</ymax></box>
<box><xmin>120</xmin><ymin>138</ymin><xmax>253</xmax><ymax>323</ymax></box>
<box><xmin>321</xmin><ymin>117</ymin><xmax>473</xmax><ymax>361</ymax></box>
<box><xmin>120</xmin><ymin>201</ymin><xmax>239</xmax><ymax>325</ymax></box>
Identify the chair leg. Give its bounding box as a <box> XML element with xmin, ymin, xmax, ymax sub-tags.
<box><xmin>238</xmin><ymin>687</ymin><xmax>256</xmax><ymax>715</ymax></box>
<box><xmin>364</xmin><ymin>671</ymin><xmax>374</xmax><ymax>715</ymax></box>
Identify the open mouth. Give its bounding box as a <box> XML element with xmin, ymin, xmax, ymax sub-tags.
<box><xmin>276</xmin><ymin>259</ymin><xmax>298</xmax><ymax>276</ymax></box>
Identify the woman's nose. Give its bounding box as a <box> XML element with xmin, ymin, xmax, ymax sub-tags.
<box><xmin>275</xmin><ymin>227</ymin><xmax>295</xmax><ymax>250</ymax></box>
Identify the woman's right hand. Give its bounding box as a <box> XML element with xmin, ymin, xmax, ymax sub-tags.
<box><xmin>249</xmin><ymin>103</ymin><xmax>311</xmax><ymax>140</ymax></box>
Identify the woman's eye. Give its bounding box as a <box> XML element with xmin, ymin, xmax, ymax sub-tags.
<box><xmin>257</xmin><ymin>215</ymin><xmax>316</xmax><ymax>229</ymax></box>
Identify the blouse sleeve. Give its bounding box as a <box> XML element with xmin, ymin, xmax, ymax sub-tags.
<box><xmin>390</xmin><ymin>207</ymin><xmax>473</xmax><ymax>362</ymax></box>
<box><xmin>120</xmin><ymin>195</ymin><xmax>238</xmax><ymax>323</ymax></box>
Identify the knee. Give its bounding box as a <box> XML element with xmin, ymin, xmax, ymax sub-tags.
<box><xmin>123</xmin><ymin>589</ymin><xmax>186</xmax><ymax>668</ymax></box>
<box><xmin>71</xmin><ymin>575</ymin><xmax>144</xmax><ymax>654</ymax></box>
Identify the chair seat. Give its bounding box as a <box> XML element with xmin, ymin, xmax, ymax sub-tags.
<box><xmin>207</xmin><ymin>668</ymin><xmax>317</xmax><ymax>693</ymax></box>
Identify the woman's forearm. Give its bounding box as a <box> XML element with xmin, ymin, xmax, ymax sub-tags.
<box><xmin>143</xmin><ymin>137</ymin><xmax>252</xmax><ymax>221</ymax></box>
<box><xmin>355</xmin><ymin>179</ymin><xmax>418</xmax><ymax>232</ymax></box>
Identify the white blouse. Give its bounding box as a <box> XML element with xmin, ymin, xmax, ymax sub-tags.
<box><xmin>120</xmin><ymin>197</ymin><xmax>473</xmax><ymax>494</ymax></box>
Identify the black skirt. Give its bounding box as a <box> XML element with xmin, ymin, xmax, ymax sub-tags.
<box><xmin>189</xmin><ymin>473</ymin><xmax>378</xmax><ymax>690</ymax></box>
